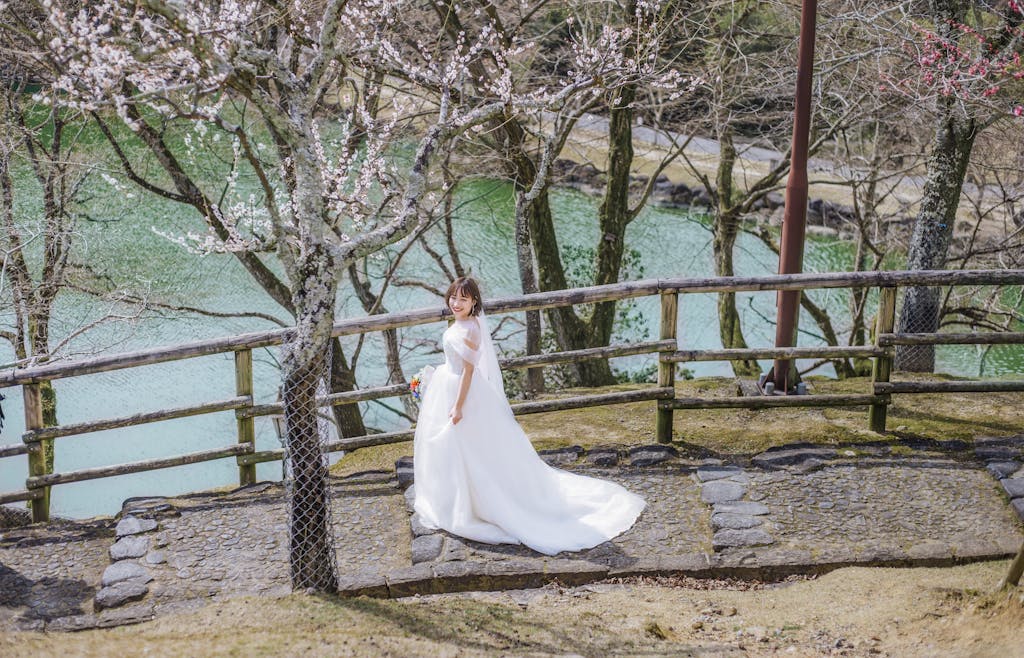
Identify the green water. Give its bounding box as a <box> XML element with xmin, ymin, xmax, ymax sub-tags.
<box><xmin>1</xmin><ymin>177</ymin><xmax>1020</xmax><ymax>518</ymax></box>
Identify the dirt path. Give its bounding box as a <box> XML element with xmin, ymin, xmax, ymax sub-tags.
<box><xmin>2</xmin><ymin>561</ymin><xmax>1021</xmax><ymax>657</ymax></box>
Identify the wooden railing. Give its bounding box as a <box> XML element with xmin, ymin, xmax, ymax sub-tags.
<box><xmin>2</xmin><ymin>269</ymin><xmax>1024</xmax><ymax>522</ymax></box>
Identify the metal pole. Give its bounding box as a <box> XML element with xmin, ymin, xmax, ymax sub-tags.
<box><xmin>771</xmin><ymin>0</ymin><xmax>818</xmax><ymax>394</ymax></box>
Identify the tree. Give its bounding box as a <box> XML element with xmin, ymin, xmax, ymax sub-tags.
<box><xmin>892</xmin><ymin>0</ymin><xmax>1024</xmax><ymax>371</ymax></box>
<box><xmin>27</xmin><ymin>0</ymin><xmax>525</xmax><ymax>591</ymax></box>
<box><xmin>420</xmin><ymin>0</ymin><xmax>685</xmax><ymax>388</ymax></box>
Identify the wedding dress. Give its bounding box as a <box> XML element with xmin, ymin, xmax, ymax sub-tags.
<box><xmin>412</xmin><ymin>312</ymin><xmax>645</xmax><ymax>556</ymax></box>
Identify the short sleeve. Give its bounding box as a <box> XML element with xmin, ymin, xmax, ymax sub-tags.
<box><xmin>447</xmin><ymin>323</ymin><xmax>481</xmax><ymax>367</ymax></box>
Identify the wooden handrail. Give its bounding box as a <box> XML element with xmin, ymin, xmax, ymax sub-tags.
<box><xmin>666</xmin><ymin>346</ymin><xmax>889</xmax><ymax>363</ymax></box>
<box><xmin>3</xmin><ymin>269</ymin><xmax>1021</xmax><ymax>386</ymax></box>
<box><xmin>22</xmin><ymin>396</ymin><xmax>252</xmax><ymax>442</ymax></box>
<box><xmin>879</xmin><ymin>332</ymin><xmax>1024</xmax><ymax>346</ymax></box>
<box><xmin>3</xmin><ymin>269</ymin><xmax>1024</xmax><ymax>522</ymax></box>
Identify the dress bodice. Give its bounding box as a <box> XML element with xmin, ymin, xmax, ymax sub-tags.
<box><xmin>442</xmin><ymin>320</ymin><xmax>480</xmax><ymax>376</ymax></box>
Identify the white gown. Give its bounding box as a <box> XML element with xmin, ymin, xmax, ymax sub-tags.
<box><xmin>413</xmin><ymin>316</ymin><xmax>645</xmax><ymax>556</ymax></box>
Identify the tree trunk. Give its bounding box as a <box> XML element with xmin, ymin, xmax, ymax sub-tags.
<box><xmin>328</xmin><ymin>340</ymin><xmax>369</xmax><ymax>433</ymax></box>
<box><xmin>526</xmin><ymin>190</ymin><xmax>614</xmax><ymax>385</ymax></box>
<box><xmin>895</xmin><ymin>111</ymin><xmax>976</xmax><ymax>372</ymax></box>
<box><xmin>712</xmin><ymin>128</ymin><xmax>759</xmax><ymax>376</ymax></box>
<box><xmin>283</xmin><ymin>246</ymin><xmax>339</xmax><ymax>593</ymax></box>
<box><xmin>591</xmin><ymin>83</ymin><xmax>635</xmax><ymax>354</ymax></box>
<box><xmin>514</xmin><ymin>194</ymin><xmax>545</xmax><ymax>396</ymax></box>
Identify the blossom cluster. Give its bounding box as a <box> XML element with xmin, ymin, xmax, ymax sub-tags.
<box><xmin>896</xmin><ymin>5</ymin><xmax>1024</xmax><ymax>118</ymax></box>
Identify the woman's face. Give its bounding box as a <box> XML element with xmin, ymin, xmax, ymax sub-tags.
<box><xmin>448</xmin><ymin>290</ymin><xmax>475</xmax><ymax>319</ymax></box>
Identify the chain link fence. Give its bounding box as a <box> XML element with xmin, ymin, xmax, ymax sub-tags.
<box><xmin>279</xmin><ymin>339</ymin><xmax>338</xmax><ymax>592</ymax></box>
<box><xmin>893</xmin><ymin>285</ymin><xmax>941</xmax><ymax>372</ymax></box>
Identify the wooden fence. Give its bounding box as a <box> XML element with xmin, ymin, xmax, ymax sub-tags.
<box><xmin>2</xmin><ymin>269</ymin><xmax>1023</xmax><ymax>522</ymax></box>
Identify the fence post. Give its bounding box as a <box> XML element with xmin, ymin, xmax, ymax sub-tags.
<box><xmin>869</xmin><ymin>287</ymin><xmax>896</xmax><ymax>432</ymax></box>
<box><xmin>656</xmin><ymin>292</ymin><xmax>678</xmax><ymax>444</ymax></box>
<box><xmin>235</xmin><ymin>349</ymin><xmax>257</xmax><ymax>486</ymax></box>
<box><xmin>23</xmin><ymin>382</ymin><xmax>50</xmax><ymax>522</ymax></box>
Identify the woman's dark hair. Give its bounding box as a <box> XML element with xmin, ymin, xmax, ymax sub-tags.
<box><xmin>445</xmin><ymin>277</ymin><xmax>483</xmax><ymax>316</ymax></box>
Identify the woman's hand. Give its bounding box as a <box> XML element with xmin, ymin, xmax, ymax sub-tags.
<box><xmin>449</xmin><ymin>405</ymin><xmax>463</xmax><ymax>425</ymax></box>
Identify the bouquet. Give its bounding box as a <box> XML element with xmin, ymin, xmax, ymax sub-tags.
<box><xmin>409</xmin><ymin>365</ymin><xmax>434</xmax><ymax>401</ymax></box>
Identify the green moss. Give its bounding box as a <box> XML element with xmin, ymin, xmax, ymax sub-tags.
<box><xmin>330</xmin><ymin>374</ymin><xmax>1023</xmax><ymax>474</ymax></box>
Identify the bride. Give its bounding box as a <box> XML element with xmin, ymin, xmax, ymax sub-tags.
<box><xmin>412</xmin><ymin>277</ymin><xmax>645</xmax><ymax>556</ymax></box>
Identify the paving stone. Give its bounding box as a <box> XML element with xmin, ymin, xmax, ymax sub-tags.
<box><xmin>696</xmin><ymin>466</ymin><xmax>743</xmax><ymax>482</ymax></box>
<box><xmin>976</xmin><ymin>446</ymin><xmax>1020</xmax><ymax>460</ymax></box>
<box><xmin>987</xmin><ymin>461</ymin><xmax>1021</xmax><ymax>479</ymax></box>
<box><xmin>96</xmin><ymin>603</ymin><xmax>156</xmax><ymax>628</ymax></box>
<box><xmin>45</xmin><ymin>614</ymin><xmax>100</xmax><ymax>632</ymax></box>
<box><xmin>1001</xmin><ymin>478</ymin><xmax>1024</xmax><ymax>499</ymax></box>
<box><xmin>411</xmin><ymin>534</ymin><xmax>444</xmax><ymax>564</ymax></box>
<box><xmin>94</xmin><ymin>581</ymin><xmax>149</xmax><ymax>610</ymax></box>
<box><xmin>101</xmin><ymin>561</ymin><xmax>152</xmax><ymax>587</ymax></box>
<box><xmin>752</xmin><ymin>447</ymin><xmax>837</xmax><ymax>469</ymax></box>
<box><xmin>404</xmin><ymin>485</ymin><xmax>417</xmax><ymax>514</ymax></box>
<box><xmin>713</xmin><ymin>501</ymin><xmax>770</xmax><ymax>516</ymax></box>
<box><xmin>410</xmin><ymin>513</ymin><xmax>435</xmax><ymax>537</ymax></box>
<box><xmin>1011</xmin><ymin>498</ymin><xmax>1024</xmax><ymax>520</ymax></box>
<box><xmin>396</xmin><ymin>456</ymin><xmax>415</xmax><ymax>490</ymax></box>
<box><xmin>586</xmin><ymin>448</ymin><xmax>620</xmax><ymax>467</ymax></box>
<box><xmin>441</xmin><ymin>537</ymin><xmax>470</xmax><ymax>562</ymax></box>
<box><xmin>700</xmin><ymin>480</ymin><xmax>747</xmax><ymax>504</ymax></box>
<box><xmin>711</xmin><ymin>513</ymin><xmax>763</xmax><ymax>530</ymax></box>
<box><xmin>115</xmin><ymin>516</ymin><xmax>158</xmax><ymax>538</ymax></box>
<box><xmin>110</xmin><ymin>536</ymin><xmax>150</xmax><ymax>561</ymax></box>
<box><xmin>712</xmin><ymin>528</ymin><xmax>774</xmax><ymax>551</ymax></box>
<box><xmin>628</xmin><ymin>445</ymin><xmax>678</xmax><ymax>467</ymax></box>
<box><xmin>539</xmin><ymin>446</ymin><xmax>583</xmax><ymax>466</ymax></box>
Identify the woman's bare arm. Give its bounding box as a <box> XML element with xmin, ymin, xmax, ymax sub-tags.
<box><xmin>450</xmin><ymin>320</ymin><xmax>481</xmax><ymax>424</ymax></box>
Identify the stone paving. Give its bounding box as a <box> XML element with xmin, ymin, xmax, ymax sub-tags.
<box><xmin>1</xmin><ymin>435</ymin><xmax>1022</xmax><ymax>632</ymax></box>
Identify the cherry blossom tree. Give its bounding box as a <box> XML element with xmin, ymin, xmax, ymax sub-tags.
<box><xmin>14</xmin><ymin>0</ymin><xmax>653</xmax><ymax>591</ymax></box>
<box><xmin>13</xmin><ymin>0</ymin><xmax>558</xmax><ymax>591</ymax></box>
<box><xmin>889</xmin><ymin>0</ymin><xmax>1024</xmax><ymax>371</ymax></box>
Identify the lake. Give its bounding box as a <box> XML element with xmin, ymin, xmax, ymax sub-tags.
<box><xmin>1</xmin><ymin>178</ymin><xmax>1019</xmax><ymax>518</ymax></box>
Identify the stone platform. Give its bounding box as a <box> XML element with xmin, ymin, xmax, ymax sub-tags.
<box><xmin>2</xmin><ymin>435</ymin><xmax>1022</xmax><ymax>632</ymax></box>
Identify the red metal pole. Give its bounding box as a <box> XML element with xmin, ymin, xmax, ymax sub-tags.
<box><xmin>771</xmin><ymin>0</ymin><xmax>818</xmax><ymax>393</ymax></box>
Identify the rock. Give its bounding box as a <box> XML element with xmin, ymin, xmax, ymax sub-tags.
<box><xmin>587</xmin><ymin>448</ymin><xmax>619</xmax><ymax>467</ymax></box>
<box><xmin>986</xmin><ymin>461</ymin><xmax>1020</xmax><ymax>479</ymax></box>
<box><xmin>629</xmin><ymin>445</ymin><xmax>678</xmax><ymax>467</ymax></box>
<box><xmin>538</xmin><ymin>446</ymin><xmax>582</xmax><ymax>466</ymax></box>
<box><xmin>395</xmin><ymin>456</ymin><xmax>414</xmax><ymax>489</ymax></box>
<box><xmin>145</xmin><ymin>551</ymin><xmax>167</xmax><ymax>565</ymax></box>
<box><xmin>411</xmin><ymin>534</ymin><xmax>444</xmax><ymax>564</ymax></box>
<box><xmin>96</xmin><ymin>603</ymin><xmax>156</xmax><ymax>628</ymax></box>
<box><xmin>711</xmin><ymin>513</ymin><xmax>763</xmax><ymax>530</ymax></box>
<box><xmin>701</xmin><ymin>481</ymin><xmax>747</xmax><ymax>504</ymax></box>
<box><xmin>713</xmin><ymin>501</ymin><xmax>770</xmax><ymax>516</ymax></box>
<box><xmin>404</xmin><ymin>485</ymin><xmax>417</xmax><ymax>514</ymax></box>
<box><xmin>409</xmin><ymin>513</ymin><xmax>435</xmax><ymax>538</ymax></box>
<box><xmin>1011</xmin><ymin>498</ymin><xmax>1024</xmax><ymax>521</ymax></box>
<box><xmin>101</xmin><ymin>561</ymin><xmax>152</xmax><ymax>587</ymax></box>
<box><xmin>1001</xmin><ymin>478</ymin><xmax>1024</xmax><ymax>499</ymax></box>
<box><xmin>45</xmin><ymin>614</ymin><xmax>100</xmax><ymax>632</ymax></box>
<box><xmin>441</xmin><ymin>537</ymin><xmax>469</xmax><ymax>562</ymax></box>
<box><xmin>115</xmin><ymin>516</ymin><xmax>158</xmax><ymax>538</ymax></box>
<box><xmin>94</xmin><ymin>581</ymin><xmax>149</xmax><ymax>611</ymax></box>
<box><xmin>712</xmin><ymin>528</ymin><xmax>774</xmax><ymax>551</ymax></box>
<box><xmin>696</xmin><ymin>466</ymin><xmax>743</xmax><ymax>482</ymax></box>
<box><xmin>752</xmin><ymin>446</ymin><xmax>836</xmax><ymax>469</ymax></box>
<box><xmin>110</xmin><ymin>536</ymin><xmax>150</xmax><ymax>561</ymax></box>
<box><xmin>976</xmin><ymin>446</ymin><xmax>1020</xmax><ymax>461</ymax></box>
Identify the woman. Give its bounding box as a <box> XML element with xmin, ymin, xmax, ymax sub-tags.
<box><xmin>412</xmin><ymin>277</ymin><xmax>645</xmax><ymax>556</ymax></box>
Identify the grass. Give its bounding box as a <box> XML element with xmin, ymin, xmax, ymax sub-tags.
<box><xmin>330</xmin><ymin>374</ymin><xmax>1024</xmax><ymax>477</ymax></box>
